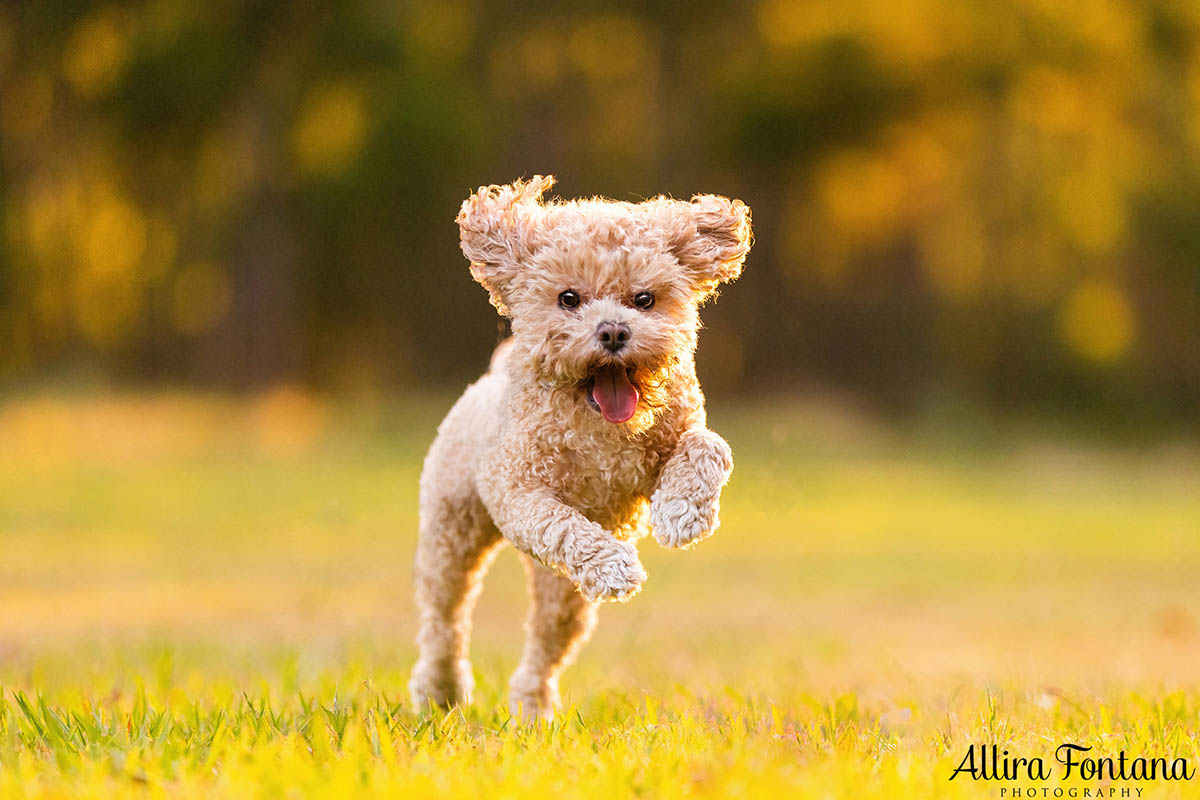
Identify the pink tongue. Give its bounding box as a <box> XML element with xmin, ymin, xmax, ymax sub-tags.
<box><xmin>590</xmin><ymin>365</ymin><xmax>639</xmax><ymax>423</ymax></box>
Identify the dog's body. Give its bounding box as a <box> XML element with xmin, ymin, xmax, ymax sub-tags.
<box><xmin>410</xmin><ymin>177</ymin><xmax>751</xmax><ymax>717</ymax></box>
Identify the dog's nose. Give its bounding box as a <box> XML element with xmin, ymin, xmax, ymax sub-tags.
<box><xmin>596</xmin><ymin>321</ymin><xmax>631</xmax><ymax>353</ymax></box>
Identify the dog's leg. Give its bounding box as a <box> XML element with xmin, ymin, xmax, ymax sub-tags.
<box><xmin>650</xmin><ymin>427</ymin><xmax>734</xmax><ymax>549</ymax></box>
<box><xmin>409</xmin><ymin>505</ymin><xmax>502</xmax><ymax>711</ymax></box>
<box><xmin>508</xmin><ymin>556</ymin><xmax>597</xmax><ymax>720</ymax></box>
<box><xmin>480</xmin><ymin>480</ymin><xmax>647</xmax><ymax>603</ymax></box>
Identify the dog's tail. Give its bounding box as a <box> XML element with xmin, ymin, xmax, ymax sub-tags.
<box><xmin>487</xmin><ymin>338</ymin><xmax>514</xmax><ymax>374</ymax></box>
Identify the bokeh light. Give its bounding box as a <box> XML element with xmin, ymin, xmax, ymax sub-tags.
<box><xmin>0</xmin><ymin>0</ymin><xmax>1194</xmax><ymax>419</ymax></box>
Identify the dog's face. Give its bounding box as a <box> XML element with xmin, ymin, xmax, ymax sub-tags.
<box><xmin>458</xmin><ymin>176</ymin><xmax>751</xmax><ymax>427</ymax></box>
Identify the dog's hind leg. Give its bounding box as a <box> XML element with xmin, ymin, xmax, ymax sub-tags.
<box><xmin>508</xmin><ymin>556</ymin><xmax>598</xmax><ymax>720</ymax></box>
<box><xmin>409</xmin><ymin>495</ymin><xmax>502</xmax><ymax>710</ymax></box>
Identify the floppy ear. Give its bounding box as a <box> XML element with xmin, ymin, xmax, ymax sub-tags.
<box><xmin>659</xmin><ymin>194</ymin><xmax>752</xmax><ymax>302</ymax></box>
<box><xmin>457</xmin><ymin>175</ymin><xmax>554</xmax><ymax>315</ymax></box>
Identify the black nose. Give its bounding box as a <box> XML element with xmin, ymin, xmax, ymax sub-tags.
<box><xmin>597</xmin><ymin>321</ymin><xmax>631</xmax><ymax>353</ymax></box>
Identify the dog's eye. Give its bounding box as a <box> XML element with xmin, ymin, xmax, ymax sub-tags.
<box><xmin>558</xmin><ymin>290</ymin><xmax>581</xmax><ymax>309</ymax></box>
<box><xmin>633</xmin><ymin>292</ymin><xmax>655</xmax><ymax>310</ymax></box>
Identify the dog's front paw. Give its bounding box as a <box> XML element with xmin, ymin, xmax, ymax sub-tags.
<box><xmin>651</xmin><ymin>430</ymin><xmax>733</xmax><ymax>549</ymax></box>
<box><xmin>572</xmin><ymin>537</ymin><xmax>646</xmax><ymax>603</ymax></box>
<box><xmin>651</xmin><ymin>492</ymin><xmax>722</xmax><ymax>549</ymax></box>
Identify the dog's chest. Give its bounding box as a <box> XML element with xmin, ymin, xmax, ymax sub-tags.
<box><xmin>538</xmin><ymin>426</ymin><xmax>672</xmax><ymax>515</ymax></box>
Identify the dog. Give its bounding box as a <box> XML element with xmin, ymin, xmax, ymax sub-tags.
<box><xmin>410</xmin><ymin>176</ymin><xmax>752</xmax><ymax>718</ymax></box>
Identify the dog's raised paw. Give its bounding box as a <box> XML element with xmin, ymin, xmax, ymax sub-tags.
<box><xmin>573</xmin><ymin>538</ymin><xmax>646</xmax><ymax>603</ymax></box>
<box><xmin>650</xmin><ymin>429</ymin><xmax>732</xmax><ymax>549</ymax></box>
<box><xmin>650</xmin><ymin>492</ymin><xmax>720</xmax><ymax>549</ymax></box>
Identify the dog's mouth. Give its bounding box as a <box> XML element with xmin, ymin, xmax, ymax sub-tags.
<box><xmin>582</xmin><ymin>364</ymin><xmax>639</xmax><ymax>424</ymax></box>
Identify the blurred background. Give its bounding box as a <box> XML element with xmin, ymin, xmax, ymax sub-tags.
<box><xmin>2</xmin><ymin>0</ymin><xmax>1199</xmax><ymax>427</ymax></box>
<box><xmin>1</xmin><ymin>8</ymin><xmax>1200</xmax><ymax>779</ymax></box>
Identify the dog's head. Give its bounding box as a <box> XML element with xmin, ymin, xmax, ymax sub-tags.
<box><xmin>458</xmin><ymin>176</ymin><xmax>751</xmax><ymax>428</ymax></box>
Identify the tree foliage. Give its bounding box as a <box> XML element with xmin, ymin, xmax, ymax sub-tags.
<box><xmin>1</xmin><ymin>0</ymin><xmax>1198</xmax><ymax>421</ymax></box>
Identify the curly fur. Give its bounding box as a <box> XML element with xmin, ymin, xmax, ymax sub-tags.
<box><xmin>411</xmin><ymin>176</ymin><xmax>752</xmax><ymax>719</ymax></box>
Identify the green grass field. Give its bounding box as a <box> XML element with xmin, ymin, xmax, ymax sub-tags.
<box><xmin>1</xmin><ymin>391</ymin><xmax>1198</xmax><ymax>798</ymax></box>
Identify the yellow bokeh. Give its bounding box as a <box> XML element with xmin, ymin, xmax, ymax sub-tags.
<box><xmin>861</xmin><ymin>0</ymin><xmax>948</xmax><ymax>69</ymax></box>
<box><xmin>292</xmin><ymin>82</ymin><xmax>369</xmax><ymax>177</ymax></box>
<box><xmin>1010</xmin><ymin>67</ymin><xmax>1092</xmax><ymax>135</ymax></box>
<box><xmin>1052</xmin><ymin>170</ymin><xmax>1126</xmax><ymax>255</ymax></box>
<box><xmin>756</xmin><ymin>0</ymin><xmax>842</xmax><ymax>50</ymax></box>
<box><xmin>1027</xmin><ymin>0</ymin><xmax>1140</xmax><ymax>64</ymax></box>
<box><xmin>1188</xmin><ymin>49</ymin><xmax>1200</xmax><ymax>151</ymax></box>
<box><xmin>62</xmin><ymin>9</ymin><xmax>129</xmax><ymax>97</ymax></box>
<box><xmin>83</xmin><ymin>191</ymin><xmax>147</xmax><ymax>278</ymax></box>
<box><xmin>170</xmin><ymin>262</ymin><xmax>232</xmax><ymax>337</ymax></box>
<box><xmin>756</xmin><ymin>0</ymin><xmax>948</xmax><ymax>69</ymax></box>
<box><xmin>816</xmin><ymin>149</ymin><xmax>907</xmax><ymax>245</ymax></box>
<box><xmin>1059</xmin><ymin>279</ymin><xmax>1135</xmax><ymax>363</ymax></box>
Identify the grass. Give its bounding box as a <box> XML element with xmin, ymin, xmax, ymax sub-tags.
<box><xmin>0</xmin><ymin>389</ymin><xmax>1198</xmax><ymax>797</ymax></box>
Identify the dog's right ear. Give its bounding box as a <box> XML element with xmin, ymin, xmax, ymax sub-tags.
<box><xmin>457</xmin><ymin>175</ymin><xmax>554</xmax><ymax>316</ymax></box>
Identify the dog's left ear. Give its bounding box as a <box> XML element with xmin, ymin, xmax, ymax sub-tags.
<box><xmin>656</xmin><ymin>195</ymin><xmax>752</xmax><ymax>302</ymax></box>
<box><xmin>457</xmin><ymin>175</ymin><xmax>553</xmax><ymax>315</ymax></box>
